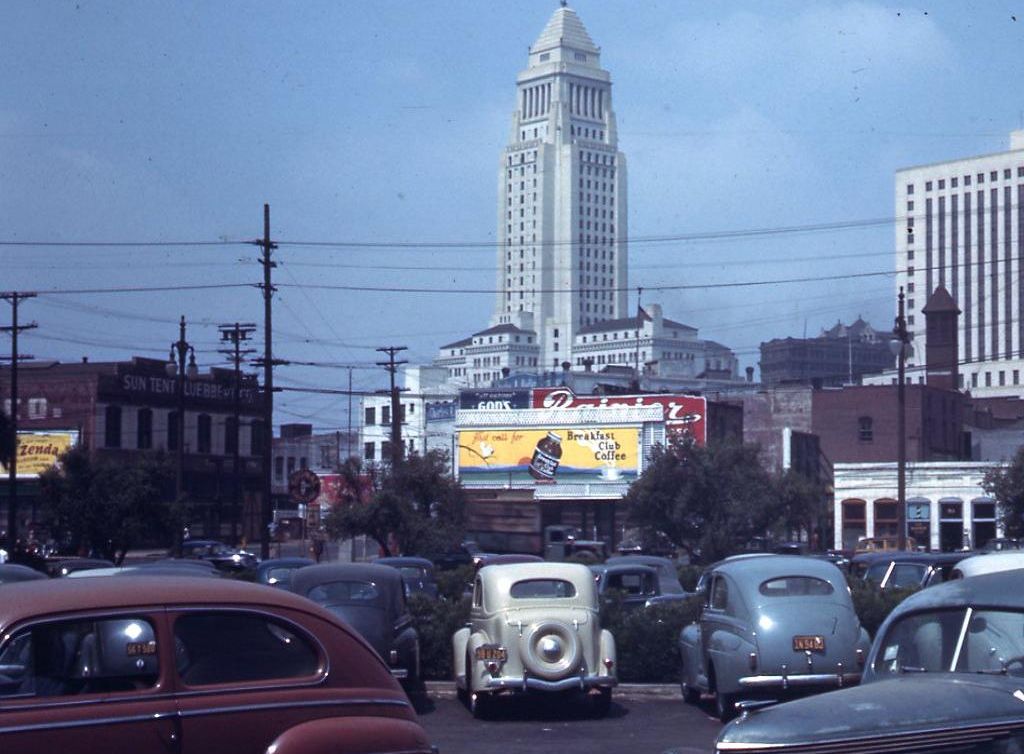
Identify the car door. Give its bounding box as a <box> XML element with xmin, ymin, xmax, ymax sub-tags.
<box><xmin>701</xmin><ymin>573</ymin><xmax>745</xmax><ymax>686</ymax></box>
<box><xmin>170</xmin><ymin>607</ymin><xmax>335</xmax><ymax>753</ymax></box>
<box><xmin>0</xmin><ymin>611</ymin><xmax>179</xmax><ymax>753</ymax></box>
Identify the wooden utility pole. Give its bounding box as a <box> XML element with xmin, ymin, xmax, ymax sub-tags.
<box><xmin>256</xmin><ymin>205</ymin><xmax>277</xmax><ymax>560</ymax></box>
<box><xmin>218</xmin><ymin>322</ymin><xmax>256</xmax><ymax>544</ymax></box>
<box><xmin>1</xmin><ymin>292</ymin><xmax>37</xmax><ymax>549</ymax></box>
<box><xmin>376</xmin><ymin>346</ymin><xmax>407</xmax><ymax>466</ymax></box>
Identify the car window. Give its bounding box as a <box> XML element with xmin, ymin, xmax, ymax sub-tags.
<box><xmin>876</xmin><ymin>608</ymin><xmax>1024</xmax><ymax>675</ymax></box>
<box><xmin>174</xmin><ymin>612</ymin><xmax>319</xmax><ymax>686</ymax></box>
<box><xmin>398</xmin><ymin>567</ymin><xmax>427</xmax><ymax>580</ymax></box>
<box><xmin>759</xmin><ymin>576</ymin><xmax>834</xmax><ymax>597</ymax></box>
<box><xmin>264</xmin><ymin>566</ymin><xmax>298</xmax><ymax>586</ymax></box>
<box><xmin>605</xmin><ymin>572</ymin><xmax>655</xmax><ymax>597</ymax></box>
<box><xmin>884</xmin><ymin>563</ymin><xmax>926</xmax><ymax>589</ymax></box>
<box><xmin>307</xmin><ymin>580</ymin><xmax>380</xmax><ymax>605</ymax></box>
<box><xmin>864</xmin><ymin>560</ymin><xmax>890</xmax><ymax>584</ymax></box>
<box><xmin>710</xmin><ymin>576</ymin><xmax>728</xmax><ymax>610</ymax></box>
<box><xmin>510</xmin><ymin>578</ymin><xmax>577</xmax><ymax>599</ymax></box>
<box><xmin>0</xmin><ymin>617</ymin><xmax>158</xmax><ymax>698</ymax></box>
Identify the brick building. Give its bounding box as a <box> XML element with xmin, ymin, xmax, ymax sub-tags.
<box><xmin>0</xmin><ymin>357</ymin><xmax>265</xmax><ymax>542</ymax></box>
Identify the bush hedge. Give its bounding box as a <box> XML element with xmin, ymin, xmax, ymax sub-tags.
<box><xmin>408</xmin><ymin>567</ymin><xmax>919</xmax><ymax>681</ymax></box>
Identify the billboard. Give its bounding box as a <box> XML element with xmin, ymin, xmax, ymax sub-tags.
<box><xmin>458</xmin><ymin>427</ymin><xmax>639</xmax><ymax>485</ymax></box>
<box><xmin>425</xmin><ymin>400</ymin><xmax>457</xmax><ymax>423</ymax></box>
<box><xmin>459</xmin><ymin>389</ymin><xmax>532</xmax><ymax>411</ymax></box>
<box><xmin>0</xmin><ymin>431</ymin><xmax>78</xmax><ymax>479</ymax></box>
<box><xmin>532</xmin><ymin>387</ymin><xmax>707</xmax><ymax>445</ymax></box>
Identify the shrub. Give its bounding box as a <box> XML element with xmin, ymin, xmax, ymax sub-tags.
<box><xmin>676</xmin><ymin>564</ymin><xmax>703</xmax><ymax>592</ymax></box>
<box><xmin>435</xmin><ymin>564</ymin><xmax>474</xmax><ymax>602</ymax></box>
<box><xmin>847</xmin><ymin>577</ymin><xmax>918</xmax><ymax>638</ymax></box>
<box><xmin>600</xmin><ymin>594</ymin><xmax>702</xmax><ymax>682</ymax></box>
<box><xmin>409</xmin><ymin>592</ymin><xmax>471</xmax><ymax>680</ymax></box>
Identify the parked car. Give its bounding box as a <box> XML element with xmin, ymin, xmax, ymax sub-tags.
<box><xmin>0</xmin><ymin>564</ymin><xmax>48</xmax><ymax>585</ymax></box>
<box><xmin>453</xmin><ymin>561</ymin><xmax>617</xmax><ymax>718</ymax></box>
<box><xmin>950</xmin><ymin>550</ymin><xmax>1024</xmax><ymax>579</ymax></box>
<box><xmin>0</xmin><ymin>576</ymin><xmax>433</xmax><ymax>753</ymax></box>
<box><xmin>175</xmin><ymin>539</ymin><xmax>259</xmax><ymax>572</ymax></box>
<box><xmin>257</xmin><ymin>557</ymin><xmax>315</xmax><ymax>589</ymax></box>
<box><xmin>606</xmin><ymin>554</ymin><xmax>687</xmax><ymax>596</ymax></box>
<box><xmin>861</xmin><ymin>551</ymin><xmax>972</xmax><ymax>590</ymax></box>
<box><xmin>430</xmin><ymin>539</ymin><xmax>481</xmax><ymax>571</ymax></box>
<box><xmin>679</xmin><ymin>554</ymin><xmax>871</xmax><ymax>722</ymax></box>
<box><xmin>290</xmin><ymin>563</ymin><xmax>420</xmax><ymax>683</ymax></box>
<box><xmin>44</xmin><ymin>557</ymin><xmax>115</xmax><ymax>577</ymax></box>
<box><xmin>543</xmin><ymin>525</ymin><xmax>608</xmax><ymax>562</ymax></box>
<box><xmin>461</xmin><ymin>553</ymin><xmax>547</xmax><ymax>598</ymax></box>
<box><xmin>715</xmin><ymin>569</ymin><xmax>1024</xmax><ymax>753</ymax></box>
<box><xmin>374</xmin><ymin>556</ymin><xmax>440</xmax><ymax>599</ymax></box>
<box><xmin>980</xmin><ymin>536</ymin><xmax>1021</xmax><ymax>552</ymax></box>
<box><xmin>591</xmin><ymin>562</ymin><xmax>688</xmax><ymax>610</ymax></box>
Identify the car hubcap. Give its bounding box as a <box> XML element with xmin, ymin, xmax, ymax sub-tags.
<box><xmin>539</xmin><ymin>635</ymin><xmax>562</xmax><ymax>662</ymax></box>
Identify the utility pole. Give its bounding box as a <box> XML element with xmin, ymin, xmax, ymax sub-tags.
<box><xmin>218</xmin><ymin>322</ymin><xmax>256</xmax><ymax>545</ymax></box>
<box><xmin>1</xmin><ymin>292</ymin><xmax>36</xmax><ymax>550</ymax></box>
<box><xmin>376</xmin><ymin>346</ymin><xmax>407</xmax><ymax>466</ymax></box>
<box><xmin>347</xmin><ymin>366</ymin><xmax>353</xmax><ymax>462</ymax></box>
<box><xmin>634</xmin><ymin>286</ymin><xmax>643</xmax><ymax>391</ymax></box>
<box><xmin>890</xmin><ymin>287</ymin><xmax>911</xmax><ymax>551</ymax></box>
<box><xmin>256</xmin><ymin>204</ymin><xmax>277</xmax><ymax>560</ymax></box>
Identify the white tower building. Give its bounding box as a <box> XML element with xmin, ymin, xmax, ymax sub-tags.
<box><xmin>894</xmin><ymin>130</ymin><xmax>1024</xmax><ymax>396</ymax></box>
<box><xmin>492</xmin><ymin>4</ymin><xmax>628</xmax><ymax>371</ymax></box>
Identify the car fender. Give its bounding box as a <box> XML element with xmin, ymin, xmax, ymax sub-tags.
<box><xmin>599</xmin><ymin>629</ymin><xmax>617</xmax><ymax>677</ymax></box>
<box><xmin>264</xmin><ymin>716</ymin><xmax>432</xmax><ymax>754</ymax></box>
<box><xmin>679</xmin><ymin>622</ymin><xmax>701</xmax><ymax>685</ymax></box>
<box><xmin>464</xmin><ymin>630</ymin><xmax>495</xmax><ymax>690</ymax></box>
<box><xmin>452</xmin><ymin>626</ymin><xmax>470</xmax><ymax>684</ymax></box>
<box><xmin>707</xmin><ymin>627</ymin><xmax>754</xmax><ymax>696</ymax></box>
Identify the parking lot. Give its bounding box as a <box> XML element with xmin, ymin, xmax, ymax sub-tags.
<box><xmin>416</xmin><ymin>688</ymin><xmax>722</xmax><ymax>754</ymax></box>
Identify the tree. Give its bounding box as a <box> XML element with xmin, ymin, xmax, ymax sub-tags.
<box><xmin>324</xmin><ymin>450</ymin><xmax>466</xmax><ymax>557</ymax></box>
<box><xmin>38</xmin><ymin>446</ymin><xmax>176</xmax><ymax>564</ymax></box>
<box><xmin>623</xmin><ymin>438</ymin><xmax>780</xmax><ymax>563</ymax></box>
<box><xmin>983</xmin><ymin>448</ymin><xmax>1024</xmax><ymax>538</ymax></box>
<box><xmin>771</xmin><ymin>469</ymin><xmax>829</xmax><ymax>546</ymax></box>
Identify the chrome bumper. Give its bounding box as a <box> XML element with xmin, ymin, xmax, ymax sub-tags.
<box><xmin>485</xmin><ymin>673</ymin><xmax>617</xmax><ymax>693</ymax></box>
<box><xmin>390</xmin><ymin>668</ymin><xmax>409</xmax><ymax>680</ymax></box>
<box><xmin>738</xmin><ymin>671</ymin><xmax>861</xmax><ymax>689</ymax></box>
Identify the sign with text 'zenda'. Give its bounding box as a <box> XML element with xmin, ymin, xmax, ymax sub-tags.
<box><xmin>531</xmin><ymin>387</ymin><xmax>706</xmax><ymax>445</ymax></box>
<box><xmin>458</xmin><ymin>427</ymin><xmax>639</xmax><ymax>485</ymax></box>
<box><xmin>0</xmin><ymin>431</ymin><xmax>78</xmax><ymax>478</ymax></box>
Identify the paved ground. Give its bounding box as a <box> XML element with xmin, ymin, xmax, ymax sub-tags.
<box><xmin>415</xmin><ymin>687</ymin><xmax>723</xmax><ymax>754</ymax></box>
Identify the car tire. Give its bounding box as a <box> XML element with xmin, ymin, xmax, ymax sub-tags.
<box><xmin>681</xmin><ymin>677</ymin><xmax>701</xmax><ymax>705</ymax></box>
<box><xmin>520</xmin><ymin>620</ymin><xmax>582</xmax><ymax>680</ymax></box>
<box><xmin>592</xmin><ymin>687</ymin><xmax>612</xmax><ymax>718</ymax></box>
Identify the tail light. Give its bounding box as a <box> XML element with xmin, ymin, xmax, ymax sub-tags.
<box><xmin>856</xmin><ymin>649</ymin><xmax>865</xmax><ymax>668</ymax></box>
<box><xmin>603</xmin><ymin>657</ymin><xmax>615</xmax><ymax>670</ymax></box>
<box><xmin>748</xmin><ymin>652</ymin><xmax>758</xmax><ymax>672</ymax></box>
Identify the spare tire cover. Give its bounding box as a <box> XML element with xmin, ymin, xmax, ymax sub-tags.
<box><xmin>519</xmin><ymin>620</ymin><xmax>581</xmax><ymax>680</ymax></box>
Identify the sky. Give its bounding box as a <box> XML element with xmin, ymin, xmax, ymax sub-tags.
<box><xmin>2</xmin><ymin>0</ymin><xmax>1022</xmax><ymax>432</ymax></box>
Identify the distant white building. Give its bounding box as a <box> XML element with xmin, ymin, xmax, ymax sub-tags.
<box><xmin>359</xmin><ymin>366</ymin><xmax>456</xmax><ymax>466</ymax></box>
<box><xmin>895</xmin><ymin>129</ymin><xmax>1024</xmax><ymax>396</ymax></box>
<box><xmin>431</xmin><ymin>4</ymin><xmax>742</xmax><ymax>391</ymax></box>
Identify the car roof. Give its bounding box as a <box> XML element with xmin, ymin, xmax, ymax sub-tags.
<box><xmin>713</xmin><ymin>554</ymin><xmax>844</xmax><ymax>583</ymax></box>
<box><xmin>257</xmin><ymin>557</ymin><xmax>315</xmax><ymax>570</ymax></box>
<box><xmin>952</xmin><ymin>551</ymin><xmax>1024</xmax><ymax>578</ymax></box>
<box><xmin>374</xmin><ymin>556</ymin><xmax>434</xmax><ymax>568</ymax></box>
<box><xmin>888</xmin><ymin>569</ymin><xmax>1024</xmax><ymax>617</ymax></box>
<box><xmin>290</xmin><ymin>563</ymin><xmax>403</xmax><ymax>592</ymax></box>
<box><xmin>607</xmin><ymin>555</ymin><xmax>674</xmax><ymax>568</ymax></box>
<box><xmin>591</xmin><ymin>563</ymin><xmax>658</xmax><ymax>576</ymax></box>
<box><xmin>0</xmin><ymin>576</ymin><xmax>339</xmax><ymax>633</ymax></box>
<box><xmin>478</xmin><ymin>561</ymin><xmax>595</xmax><ymax>595</ymax></box>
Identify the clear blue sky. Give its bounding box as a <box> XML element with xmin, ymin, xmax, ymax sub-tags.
<box><xmin>2</xmin><ymin>1</ymin><xmax>1021</xmax><ymax>430</ymax></box>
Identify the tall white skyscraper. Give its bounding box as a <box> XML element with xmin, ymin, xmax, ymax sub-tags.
<box><xmin>895</xmin><ymin>130</ymin><xmax>1024</xmax><ymax>396</ymax></box>
<box><xmin>491</xmin><ymin>4</ymin><xmax>628</xmax><ymax>370</ymax></box>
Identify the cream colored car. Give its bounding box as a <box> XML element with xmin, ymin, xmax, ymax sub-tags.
<box><xmin>452</xmin><ymin>561</ymin><xmax>617</xmax><ymax>718</ymax></box>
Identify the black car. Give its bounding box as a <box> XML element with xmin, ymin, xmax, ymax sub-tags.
<box><xmin>256</xmin><ymin>557</ymin><xmax>314</xmax><ymax>589</ymax></box>
<box><xmin>290</xmin><ymin>563</ymin><xmax>420</xmax><ymax>684</ymax></box>
<box><xmin>0</xmin><ymin>564</ymin><xmax>49</xmax><ymax>585</ymax></box>
<box><xmin>591</xmin><ymin>563</ymin><xmax>687</xmax><ymax>610</ymax></box>
<box><xmin>374</xmin><ymin>556</ymin><xmax>439</xmax><ymax>599</ymax></box>
<box><xmin>175</xmin><ymin>539</ymin><xmax>259</xmax><ymax>572</ymax></box>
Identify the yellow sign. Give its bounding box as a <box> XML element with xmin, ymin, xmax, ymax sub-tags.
<box><xmin>458</xmin><ymin>427</ymin><xmax>639</xmax><ymax>484</ymax></box>
<box><xmin>0</xmin><ymin>431</ymin><xmax>77</xmax><ymax>478</ymax></box>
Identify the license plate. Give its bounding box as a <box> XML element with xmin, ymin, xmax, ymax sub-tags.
<box><xmin>793</xmin><ymin>635</ymin><xmax>825</xmax><ymax>652</ymax></box>
<box><xmin>474</xmin><ymin>645</ymin><xmax>508</xmax><ymax>662</ymax></box>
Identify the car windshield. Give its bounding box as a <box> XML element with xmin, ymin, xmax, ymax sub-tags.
<box><xmin>758</xmin><ymin>576</ymin><xmax>834</xmax><ymax>597</ymax></box>
<box><xmin>307</xmin><ymin>580</ymin><xmax>380</xmax><ymax>605</ymax></box>
<box><xmin>875</xmin><ymin>608</ymin><xmax>1024</xmax><ymax>675</ymax></box>
<box><xmin>510</xmin><ymin>579</ymin><xmax>576</xmax><ymax>599</ymax></box>
<box><xmin>398</xmin><ymin>567</ymin><xmax>428</xmax><ymax>580</ymax></box>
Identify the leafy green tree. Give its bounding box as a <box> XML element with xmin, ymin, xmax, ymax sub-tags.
<box><xmin>324</xmin><ymin>450</ymin><xmax>466</xmax><ymax>557</ymax></box>
<box><xmin>38</xmin><ymin>446</ymin><xmax>175</xmax><ymax>564</ymax></box>
<box><xmin>983</xmin><ymin>447</ymin><xmax>1024</xmax><ymax>537</ymax></box>
<box><xmin>623</xmin><ymin>438</ymin><xmax>779</xmax><ymax>563</ymax></box>
<box><xmin>771</xmin><ymin>468</ymin><xmax>829</xmax><ymax>545</ymax></box>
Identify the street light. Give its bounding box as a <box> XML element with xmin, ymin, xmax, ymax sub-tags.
<box><xmin>889</xmin><ymin>287</ymin><xmax>911</xmax><ymax>551</ymax></box>
<box><xmin>167</xmin><ymin>316</ymin><xmax>199</xmax><ymax>519</ymax></box>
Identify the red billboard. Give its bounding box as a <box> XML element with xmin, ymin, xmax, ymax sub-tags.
<box><xmin>531</xmin><ymin>387</ymin><xmax>707</xmax><ymax>445</ymax></box>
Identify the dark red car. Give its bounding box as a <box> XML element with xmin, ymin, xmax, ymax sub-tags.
<box><xmin>0</xmin><ymin>577</ymin><xmax>434</xmax><ymax>754</ymax></box>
